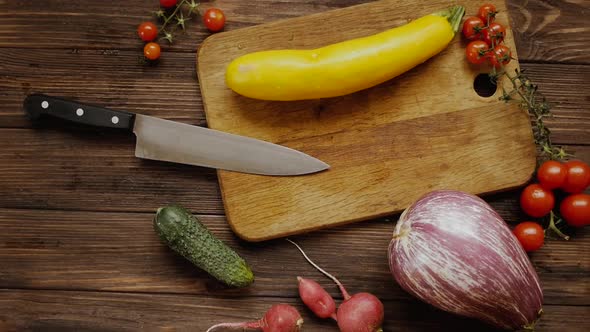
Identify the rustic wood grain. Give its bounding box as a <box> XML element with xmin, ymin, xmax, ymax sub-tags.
<box><xmin>0</xmin><ymin>131</ymin><xmax>587</xmax><ymax>215</ymax></box>
<box><xmin>507</xmin><ymin>0</ymin><xmax>590</xmax><ymax>64</ymax></box>
<box><xmin>0</xmin><ymin>0</ymin><xmax>366</xmax><ymax>52</ymax></box>
<box><xmin>0</xmin><ymin>289</ymin><xmax>588</xmax><ymax>332</ymax></box>
<box><xmin>0</xmin><ymin>48</ymin><xmax>204</xmax><ymax>129</ymax></box>
<box><xmin>1</xmin><ymin>207</ymin><xmax>588</xmax><ymax>305</ymax></box>
<box><xmin>522</xmin><ymin>63</ymin><xmax>590</xmax><ymax>144</ymax></box>
<box><xmin>0</xmin><ymin>0</ymin><xmax>588</xmax><ymax>330</ymax></box>
<box><xmin>197</xmin><ymin>0</ymin><xmax>540</xmax><ymax>241</ymax></box>
<box><xmin>0</xmin><ymin>129</ymin><xmax>223</xmax><ymax>214</ymax></box>
<box><xmin>0</xmin><ymin>0</ymin><xmax>588</xmax><ymax>64</ymax></box>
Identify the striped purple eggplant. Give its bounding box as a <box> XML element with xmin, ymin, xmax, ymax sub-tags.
<box><xmin>388</xmin><ymin>190</ymin><xmax>543</xmax><ymax>330</ymax></box>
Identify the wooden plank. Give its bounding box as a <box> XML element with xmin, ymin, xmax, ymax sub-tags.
<box><xmin>522</xmin><ymin>63</ymin><xmax>590</xmax><ymax>145</ymax></box>
<box><xmin>0</xmin><ymin>0</ymin><xmax>588</xmax><ymax>64</ymax></box>
<box><xmin>1</xmin><ymin>208</ymin><xmax>587</xmax><ymax>305</ymax></box>
<box><xmin>1</xmin><ymin>48</ymin><xmax>587</xmax><ymax>145</ymax></box>
<box><xmin>0</xmin><ymin>289</ymin><xmax>587</xmax><ymax>331</ymax></box>
<box><xmin>0</xmin><ymin>0</ymin><xmax>357</xmax><ymax>51</ymax></box>
<box><xmin>0</xmin><ymin>129</ymin><xmax>223</xmax><ymax>214</ymax></box>
<box><xmin>0</xmin><ymin>48</ymin><xmax>205</xmax><ymax>129</ymax></box>
<box><xmin>0</xmin><ymin>129</ymin><xmax>588</xmax><ymax>214</ymax></box>
<box><xmin>507</xmin><ymin>0</ymin><xmax>590</xmax><ymax>64</ymax></box>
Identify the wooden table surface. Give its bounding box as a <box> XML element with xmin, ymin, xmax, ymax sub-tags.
<box><xmin>0</xmin><ymin>0</ymin><xmax>588</xmax><ymax>331</ymax></box>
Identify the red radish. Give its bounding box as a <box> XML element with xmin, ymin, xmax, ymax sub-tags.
<box><xmin>287</xmin><ymin>239</ymin><xmax>384</xmax><ymax>332</ymax></box>
<box><xmin>206</xmin><ymin>303</ymin><xmax>303</xmax><ymax>332</ymax></box>
<box><xmin>337</xmin><ymin>292</ymin><xmax>384</xmax><ymax>332</ymax></box>
<box><xmin>297</xmin><ymin>276</ymin><xmax>338</xmax><ymax>320</ymax></box>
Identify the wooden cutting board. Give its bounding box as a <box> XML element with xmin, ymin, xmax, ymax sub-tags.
<box><xmin>196</xmin><ymin>0</ymin><xmax>536</xmax><ymax>242</ymax></box>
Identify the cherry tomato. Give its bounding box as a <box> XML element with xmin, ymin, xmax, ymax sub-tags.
<box><xmin>203</xmin><ymin>8</ymin><xmax>226</xmax><ymax>32</ymax></box>
<box><xmin>462</xmin><ymin>16</ymin><xmax>485</xmax><ymax>40</ymax></box>
<box><xmin>137</xmin><ymin>22</ymin><xmax>158</xmax><ymax>42</ymax></box>
<box><xmin>482</xmin><ymin>22</ymin><xmax>506</xmax><ymax>47</ymax></box>
<box><xmin>478</xmin><ymin>3</ymin><xmax>497</xmax><ymax>24</ymax></box>
<box><xmin>513</xmin><ymin>222</ymin><xmax>544</xmax><ymax>252</ymax></box>
<box><xmin>466</xmin><ymin>40</ymin><xmax>490</xmax><ymax>65</ymax></box>
<box><xmin>144</xmin><ymin>42</ymin><xmax>161</xmax><ymax>61</ymax></box>
<box><xmin>520</xmin><ymin>184</ymin><xmax>555</xmax><ymax>218</ymax></box>
<box><xmin>160</xmin><ymin>0</ymin><xmax>178</xmax><ymax>8</ymax></box>
<box><xmin>537</xmin><ymin>160</ymin><xmax>567</xmax><ymax>190</ymax></box>
<box><xmin>560</xmin><ymin>194</ymin><xmax>590</xmax><ymax>227</ymax></box>
<box><xmin>488</xmin><ymin>44</ymin><xmax>511</xmax><ymax>68</ymax></box>
<box><xmin>562</xmin><ymin>160</ymin><xmax>590</xmax><ymax>194</ymax></box>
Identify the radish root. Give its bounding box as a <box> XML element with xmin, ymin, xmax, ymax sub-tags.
<box><xmin>206</xmin><ymin>303</ymin><xmax>303</xmax><ymax>332</ymax></box>
<box><xmin>206</xmin><ymin>321</ymin><xmax>258</xmax><ymax>332</ymax></box>
<box><xmin>286</xmin><ymin>238</ymin><xmax>351</xmax><ymax>300</ymax></box>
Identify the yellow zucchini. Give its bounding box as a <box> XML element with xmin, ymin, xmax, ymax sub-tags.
<box><xmin>225</xmin><ymin>6</ymin><xmax>465</xmax><ymax>101</ymax></box>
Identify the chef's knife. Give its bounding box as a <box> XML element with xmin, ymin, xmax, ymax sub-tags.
<box><xmin>23</xmin><ymin>94</ymin><xmax>329</xmax><ymax>176</ymax></box>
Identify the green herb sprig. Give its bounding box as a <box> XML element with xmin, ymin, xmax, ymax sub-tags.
<box><xmin>154</xmin><ymin>0</ymin><xmax>201</xmax><ymax>44</ymax></box>
<box><xmin>489</xmin><ymin>66</ymin><xmax>575</xmax><ymax>240</ymax></box>
<box><xmin>490</xmin><ymin>68</ymin><xmax>571</xmax><ymax>163</ymax></box>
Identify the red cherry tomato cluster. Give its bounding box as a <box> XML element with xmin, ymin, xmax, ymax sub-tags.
<box><xmin>138</xmin><ymin>21</ymin><xmax>162</xmax><ymax>61</ymax></box>
<box><xmin>136</xmin><ymin>1</ymin><xmax>226</xmax><ymax>62</ymax></box>
<box><xmin>514</xmin><ymin>159</ymin><xmax>590</xmax><ymax>252</ymax></box>
<box><xmin>462</xmin><ymin>4</ymin><xmax>511</xmax><ymax>68</ymax></box>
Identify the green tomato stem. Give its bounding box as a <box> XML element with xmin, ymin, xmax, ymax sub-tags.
<box><xmin>160</xmin><ymin>0</ymin><xmax>188</xmax><ymax>32</ymax></box>
<box><xmin>547</xmin><ymin>211</ymin><xmax>570</xmax><ymax>241</ymax></box>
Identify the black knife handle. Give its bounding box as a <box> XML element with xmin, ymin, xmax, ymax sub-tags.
<box><xmin>23</xmin><ymin>94</ymin><xmax>135</xmax><ymax>130</ymax></box>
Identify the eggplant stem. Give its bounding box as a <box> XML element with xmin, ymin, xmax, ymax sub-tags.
<box><xmin>519</xmin><ymin>306</ymin><xmax>544</xmax><ymax>331</ymax></box>
<box><xmin>287</xmin><ymin>239</ymin><xmax>352</xmax><ymax>300</ymax></box>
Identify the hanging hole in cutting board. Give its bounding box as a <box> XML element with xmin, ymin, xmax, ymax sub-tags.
<box><xmin>473</xmin><ymin>73</ymin><xmax>498</xmax><ymax>98</ymax></box>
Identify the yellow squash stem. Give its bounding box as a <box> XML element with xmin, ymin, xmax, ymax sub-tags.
<box><xmin>225</xmin><ymin>6</ymin><xmax>465</xmax><ymax>101</ymax></box>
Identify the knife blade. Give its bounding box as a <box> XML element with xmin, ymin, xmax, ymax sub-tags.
<box><xmin>23</xmin><ymin>94</ymin><xmax>329</xmax><ymax>176</ymax></box>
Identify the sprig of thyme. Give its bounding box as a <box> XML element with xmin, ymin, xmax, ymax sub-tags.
<box><xmin>154</xmin><ymin>0</ymin><xmax>201</xmax><ymax>44</ymax></box>
<box><xmin>489</xmin><ymin>65</ymin><xmax>575</xmax><ymax>240</ymax></box>
<box><xmin>490</xmin><ymin>67</ymin><xmax>571</xmax><ymax>163</ymax></box>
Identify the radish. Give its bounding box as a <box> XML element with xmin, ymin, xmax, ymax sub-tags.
<box><xmin>336</xmin><ymin>292</ymin><xmax>384</xmax><ymax>332</ymax></box>
<box><xmin>206</xmin><ymin>303</ymin><xmax>303</xmax><ymax>332</ymax></box>
<box><xmin>288</xmin><ymin>239</ymin><xmax>384</xmax><ymax>332</ymax></box>
<box><xmin>297</xmin><ymin>276</ymin><xmax>338</xmax><ymax>320</ymax></box>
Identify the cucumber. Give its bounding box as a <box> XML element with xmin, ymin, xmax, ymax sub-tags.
<box><xmin>154</xmin><ymin>205</ymin><xmax>254</xmax><ymax>288</ymax></box>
